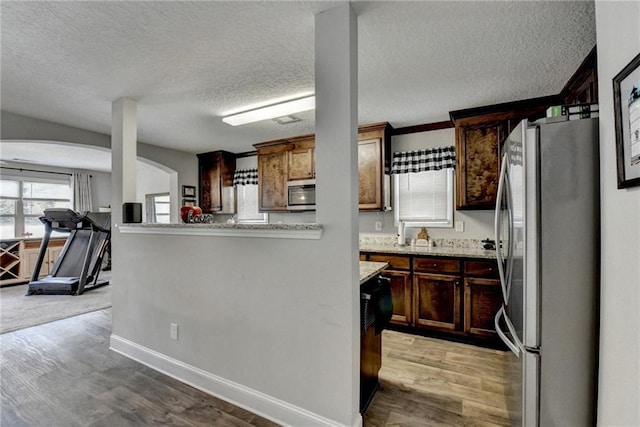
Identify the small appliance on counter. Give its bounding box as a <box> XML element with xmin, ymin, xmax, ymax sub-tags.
<box><xmin>481</xmin><ymin>238</ymin><xmax>496</xmax><ymax>250</ymax></box>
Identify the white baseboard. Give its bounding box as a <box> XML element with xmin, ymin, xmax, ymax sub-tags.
<box><xmin>110</xmin><ymin>334</ymin><xmax>362</xmax><ymax>427</ymax></box>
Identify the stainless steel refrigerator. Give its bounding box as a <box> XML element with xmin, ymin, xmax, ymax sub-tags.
<box><xmin>493</xmin><ymin>117</ymin><xmax>599</xmax><ymax>426</ymax></box>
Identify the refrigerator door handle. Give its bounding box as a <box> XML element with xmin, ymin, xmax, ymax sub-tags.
<box><xmin>494</xmin><ymin>153</ymin><xmax>509</xmax><ymax>302</ymax></box>
<box><xmin>494</xmin><ymin>306</ymin><xmax>521</xmax><ymax>357</ymax></box>
<box><xmin>504</xmin><ymin>171</ymin><xmax>515</xmax><ymax>301</ymax></box>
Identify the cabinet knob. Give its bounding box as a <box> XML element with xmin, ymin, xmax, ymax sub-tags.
<box><xmin>433</xmin><ymin>263</ymin><xmax>437</xmax><ymax>267</ymax></box>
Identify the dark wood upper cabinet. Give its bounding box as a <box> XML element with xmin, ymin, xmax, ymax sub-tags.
<box><xmin>197</xmin><ymin>150</ymin><xmax>236</xmax><ymax>214</ymax></box>
<box><xmin>560</xmin><ymin>46</ymin><xmax>598</xmax><ymax>105</ymax></box>
<box><xmin>255</xmin><ymin>142</ymin><xmax>289</xmax><ymax>212</ymax></box>
<box><xmin>254</xmin><ymin>122</ymin><xmax>392</xmax><ymax>212</ymax></box>
<box><xmin>450</xmin><ymin>97</ymin><xmax>556</xmax><ymax>210</ymax></box>
<box><xmin>358</xmin><ymin>122</ymin><xmax>392</xmax><ymax>211</ymax></box>
<box><xmin>287</xmin><ymin>136</ymin><xmax>315</xmax><ymax>181</ymax></box>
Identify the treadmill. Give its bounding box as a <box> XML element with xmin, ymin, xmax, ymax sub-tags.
<box><xmin>27</xmin><ymin>209</ymin><xmax>111</xmax><ymax>296</ymax></box>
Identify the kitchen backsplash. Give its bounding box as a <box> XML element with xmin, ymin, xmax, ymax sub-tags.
<box><xmin>359</xmin><ymin>233</ymin><xmax>486</xmax><ymax>249</ymax></box>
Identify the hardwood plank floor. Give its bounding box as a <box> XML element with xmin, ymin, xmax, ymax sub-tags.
<box><xmin>2</xmin><ymin>307</ymin><xmax>511</xmax><ymax>427</ymax></box>
<box><xmin>0</xmin><ymin>308</ymin><xmax>279</xmax><ymax>427</ymax></box>
<box><xmin>364</xmin><ymin>330</ymin><xmax>512</xmax><ymax>427</ymax></box>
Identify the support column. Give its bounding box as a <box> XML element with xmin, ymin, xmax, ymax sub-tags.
<box><xmin>111</xmin><ymin>98</ymin><xmax>137</xmax><ymax>226</ymax></box>
<box><xmin>315</xmin><ymin>3</ymin><xmax>359</xmax><ymax>426</ymax></box>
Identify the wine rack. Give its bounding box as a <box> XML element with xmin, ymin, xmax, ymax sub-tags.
<box><xmin>0</xmin><ymin>240</ymin><xmax>23</xmax><ymax>284</ymax></box>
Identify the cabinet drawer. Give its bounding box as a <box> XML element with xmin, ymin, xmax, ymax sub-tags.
<box><xmin>464</xmin><ymin>260</ymin><xmax>499</xmax><ymax>277</ymax></box>
<box><xmin>368</xmin><ymin>254</ymin><xmax>410</xmax><ymax>271</ymax></box>
<box><xmin>413</xmin><ymin>257</ymin><xmax>460</xmax><ymax>274</ymax></box>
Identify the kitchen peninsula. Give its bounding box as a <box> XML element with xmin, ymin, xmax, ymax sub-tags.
<box><xmin>113</xmin><ymin>221</ymin><xmax>390</xmax><ymax>422</ymax></box>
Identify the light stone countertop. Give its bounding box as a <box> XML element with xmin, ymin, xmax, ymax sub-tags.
<box><xmin>120</xmin><ymin>223</ymin><xmax>322</xmax><ymax>230</ymax></box>
<box><xmin>359</xmin><ymin>261</ymin><xmax>388</xmax><ymax>284</ymax></box>
<box><xmin>118</xmin><ymin>222</ymin><xmax>323</xmax><ymax>240</ymax></box>
<box><xmin>360</xmin><ymin>243</ymin><xmax>497</xmax><ymax>259</ymax></box>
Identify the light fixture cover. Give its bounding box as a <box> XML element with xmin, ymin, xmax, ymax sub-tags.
<box><xmin>222</xmin><ymin>96</ymin><xmax>315</xmax><ymax>126</ymax></box>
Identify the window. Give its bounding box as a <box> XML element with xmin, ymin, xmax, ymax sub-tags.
<box><xmin>145</xmin><ymin>193</ymin><xmax>171</xmax><ymax>224</ymax></box>
<box><xmin>0</xmin><ymin>177</ymin><xmax>72</xmax><ymax>238</ymax></box>
<box><xmin>236</xmin><ymin>185</ymin><xmax>267</xmax><ymax>224</ymax></box>
<box><xmin>393</xmin><ymin>169</ymin><xmax>454</xmax><ymax>228</ymax></box>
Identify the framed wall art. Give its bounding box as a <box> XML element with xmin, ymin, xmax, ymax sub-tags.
<box><xmin>182</xmin><ymin>185</ymin><xmax>196</xmax><ymax>198</ymax></box>
<box><xmin>613</xmin><ymin>52</ymin><xmax>640</xmax><ymax>189</ymax></box>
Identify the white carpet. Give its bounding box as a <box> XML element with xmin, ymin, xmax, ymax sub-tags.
<box><xmin>0</xmin><ymin>272</ymin><xmax>112</xmax><ymax>334</ymax></box>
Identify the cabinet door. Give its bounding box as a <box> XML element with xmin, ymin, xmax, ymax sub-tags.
<box><xmin>24</xmin><ymin>248</ymin><xmax>48</xmax><ymax>279</ymax></box>
<box><xmin>48</xmin><ymin>247</ymin><xmax>64</xmax><ymax>271</ymax></box>
<box><xmin>464</xmin><ymin>277</ymin><xmax>502</xmax><ymax>338</ymax></box>
<box><xmin>258</xmin><ymin>151</ymin><xmax>288</xmax><ymax>211</ymax></box>
<box><xmin>199</xmin><ymin>153</ymin><xmax>222</xmax><ymax>212</ymax></box>
<box><xmin>413</xmin><ymin>273</ymin><xmax>461</xmax><ymax>332</ymax></box>
<box><xmin>455</xmin><ymin>121</ymin><xmax>505</xmax><ymax>209</ymax></box>
<box><xmin>287</xmin><ymin>148</ymin><xmax>314</xmax><ymax>181</ymax></box>
<box><xmin>358</xmin><ymin>138</ymin><xmax>383</xmax><ymax>210</ymax></box>
<box><xmin>383</xmin><ymin>270</ymin><xmax>412</xmax><ymax>326</ymax></box>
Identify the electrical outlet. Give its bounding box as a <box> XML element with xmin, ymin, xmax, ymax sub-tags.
<box><xmin>455</xmin><ymin>221</ymin><xmax>464</xmax><ymax>232</ymax></box>
<box><xmin>170</xmin><ymin>323</ymin><xmax>179</xmax><ymax>340</ymax></box>
<box><xmin>375</xmin><ymin>221</ymin><xmax>383</xmax><ymax>231</ymax></box>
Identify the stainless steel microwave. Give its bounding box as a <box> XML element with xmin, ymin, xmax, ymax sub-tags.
<box><xmin>287</xmin><ymin>179</ymin><xmax>316</xmax><ymax>211</ymax></box>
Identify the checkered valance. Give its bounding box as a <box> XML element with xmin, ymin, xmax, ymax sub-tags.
<box><xmin>233</xmin><ymin>168</ymin><xmax>258</xmax><ymax>186</ymax></box>
<box><xmin>390</xmin><ymin>146</ymin><xmax>456</xmax><ymax>174</ymax></box>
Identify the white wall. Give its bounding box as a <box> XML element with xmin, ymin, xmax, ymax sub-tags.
<box><xmin>136</xmin><ymin>163</ymin><xmax>171</xmax><ymax>221</ymax></box>
<box><xmin>111</xmin><ymin>5</ymin><xmax>360</xmax><ymax>426</ymax></box>
<box><xmin>359</xmin><ymin>128</ymin><xmax>495</xmax><ymax>240</ymax></box>
<box><xmin>595</xmin><ymin>1</ymin><xmax>640</xmax><ymax>425</ymax></box>
<box><xmin>0</xmin><ymin>111</ymin><xmax>198</xmax><ymax>213</ymax></box>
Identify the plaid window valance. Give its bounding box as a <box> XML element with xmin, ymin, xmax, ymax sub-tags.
<box><xmin>233</xmin><ymin>168</ymin><xmax>258</xmax><ymax>186</ymax></box>
<box><xmin>390</xmin><ymin>146</ymin><xmax>456</xmax><ymax>174</ymax></box>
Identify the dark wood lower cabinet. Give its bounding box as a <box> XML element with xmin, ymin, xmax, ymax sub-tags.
<box><xmin>464</xmin><ymin>277</ymin><xmax>502</xmax><ymax>338</ymax></box>
<box><xmin>413</xmin><ymin>273</ymin><xmax>461</xmax><ymax>332</ymax></box>
<box><xmin>385</xmin><ymin>270</ymin><xmax>412</xmax><ymax>326</ymax></box>
<box><xmin>361</xmin><ymin>252</ymin><xmax>502</xmax><ymax>343</ymax></box>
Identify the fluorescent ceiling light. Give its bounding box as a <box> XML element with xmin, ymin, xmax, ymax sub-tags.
<box><xmin>222</xmin><ymin>96</ymin><xmax>315</xmax><ymax>126</ymax></box>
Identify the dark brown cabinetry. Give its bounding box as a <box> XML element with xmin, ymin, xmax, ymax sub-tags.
<box><xmin>254</xmin><ymin>122</ymin><xmax>392</xmax><ymax>212</ymax></box>
<box><xmin>463</xmin><ymin>260</ymin><xmax>502</xmax><ymax>338</ymax></box>
<box><xmin>357</xmin><ymin>123</ymin><xmax>392</xmax><ymax>211</ymax></box>
<box><xmin>287</xmin><ymin>136</ymin><xmax>315</xmax><ymax>181</ymax></box>
<box><xmin>413</xmin><ymin>273</ymin><xmax>461</xmax><ymax>332</ymax></box>
<box><xmin>560</xmin><ymin>47</ymin><xmax>598</xmax><ymax>105</ymax></box>
<box><xmin>369</xmin><ymin>254</ymin><xmax>411</xmax><ymax>326</ymax></box>
<box><xmin>413</xmin><ymin>257</ymin><xmax>462</xmax><ymax>332</ymax></box>
<box><xmin>361</xmin><ymin>252</ymin><xmax>502</xmax><ymax>343</ymax></box>
<box><xmin>450</xmin><ymin>98</ymin><xmax>554</xmax><ymax>210</ymax></box>
<box><xmin>197</xmin><ymin>150</ymin><xmax>236</xmax><ymax>214</ymax></box>
<box><xmin>255</xmin><ymin>143</ymin><xmax>289</xmax><ymax>212</ymax></box>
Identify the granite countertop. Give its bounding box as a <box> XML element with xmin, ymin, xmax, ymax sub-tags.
<box><xmin>120</xmin><ymin>223</ymin><xmax>322</xmax><ymax>230</ymax></box>
<box><xmin>118</xmin><ymin>222</ymin><xmax>323</xmax><ymax>240</ymax></box>
<box><xmin>359</xmin><ymin>261</ymin><xmax>388</xmax><ymax>284</ymax></box>
<box><xmin>360</xmin><ymin>243</ymin><xmax>497</xmax><ymax>259</ymax></box>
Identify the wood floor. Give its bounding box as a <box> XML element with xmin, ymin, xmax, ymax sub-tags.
<box><xmin>1</xmin><ymin>307</ymin><xmax>511</xmax><ymax>427</ymax></box>
<box><xmin>364</xmin><ymin>330</ymin><xmax>512</xmax><ymax>427</ymax></box>
<box><xmin>0</xmin><ymin>308</ymin><xmax>278</xmax><ymax>427</ymax></box>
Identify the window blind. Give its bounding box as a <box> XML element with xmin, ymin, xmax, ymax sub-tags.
<box><xmin>396</xmin><ymin>169</ymin><xmax>451</xmax><ymax>222</ymax></box>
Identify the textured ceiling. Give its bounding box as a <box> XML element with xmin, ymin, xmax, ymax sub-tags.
<box><xmin>1</xmin><ymin>1</ymin><xmax>596</xmax><ymax>167</ymax></box>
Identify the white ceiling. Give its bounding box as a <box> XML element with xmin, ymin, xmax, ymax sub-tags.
<box><xmin>0</xmin><ymin>1</ymin><xmax>596</xmax><ymax>170</ymax></box>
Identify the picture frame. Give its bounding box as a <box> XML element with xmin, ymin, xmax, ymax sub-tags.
<box><xmin>182</xmin><ymin>185</ymin><xmax>196</xmax><ymax>197</ymax></box>
<box><xmin>613</xmin><ymin>52</ymin><xmax>640</xmax><ymax>189</ymax></box>
<box><xmin>182</xmin><ymin>199</ymin><xmax>196</xmax><ymax>207</ymax></box>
